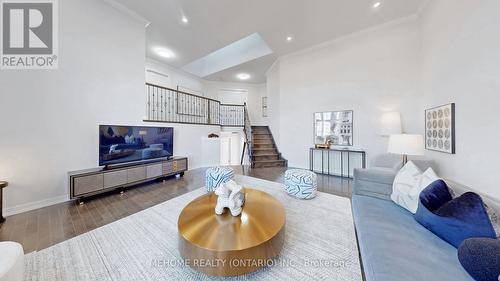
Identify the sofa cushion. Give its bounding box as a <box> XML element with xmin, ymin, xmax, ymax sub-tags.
<box><xmin>415</xmin><ymin>180</ymin><xmax>496</xmax><ymax>248</ymax></box>
<box><xmin>352</xmin><ymin>195</ymin><xmax>473</xmax><ymax>281</ymax></box>
<box><xmin>391</xmin><ymin>161</ymin><xmax>440</xmax><ymax>214</ymax></box>
<box><xmin>457</xmin><ymin>238</ymin><xmax>500</xmax><ymax>281</ymax></box>
<box><xmin>353</xmin><ymin>168</ymin><xmax>396</xmax><ymax>201</ymax></box>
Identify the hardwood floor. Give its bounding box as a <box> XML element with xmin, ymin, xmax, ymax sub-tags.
<box><xmin>0</xmin><ymin>166</ymin><xmax>352</xmax><ymax>254</ymax></box>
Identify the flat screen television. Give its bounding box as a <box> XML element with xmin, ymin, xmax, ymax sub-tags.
<box><xmin>99</xmin><ymin>125</ymin><xmax>173</xmax><ymax>167</ymax></box>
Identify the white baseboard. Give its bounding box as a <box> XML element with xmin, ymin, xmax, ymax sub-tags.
<box><xmin>4</xmin><ymin>195</ymin><xmax>69</xmax><ymax>217</ymax></box>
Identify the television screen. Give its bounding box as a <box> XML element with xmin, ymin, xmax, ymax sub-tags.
<box><xmin>99</xmin><ymin>125</ymin><xmax>173</xmax><ymax>166</ymax></box>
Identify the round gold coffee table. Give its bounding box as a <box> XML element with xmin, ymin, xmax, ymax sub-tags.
<box><xmin>178</xmin><ymin>188</ymin><xmax>286</xmax><ymax>276</ymax></box>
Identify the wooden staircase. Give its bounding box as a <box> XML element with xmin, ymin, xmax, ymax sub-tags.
<box><xmin>251</xmin><ymin>126</ymin><xmax>287</xmax><ymax>168</ymax></box>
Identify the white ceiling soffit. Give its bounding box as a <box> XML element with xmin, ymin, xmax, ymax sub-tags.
<box><xmin>182</xmin><ymin>33</ymin><xmax>273</xmax><ymax>78</ymax></box>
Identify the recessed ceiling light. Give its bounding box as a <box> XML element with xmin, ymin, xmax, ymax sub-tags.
<box><xmin>373</xmin><ymin>2</ymin><xmax>381</xmax><ymax>8</ymax></box>
<box><xmin>286</xmin><ymin>36</ymin><xmax>293</xmax><ymax>42</ymax></box>
<box><xmin>181</xmin><ymin>16</ymin><xmax>188</xmax><ymax>24</ymax></box>
<box><xmin>154</xmin><ymin>47</ymin><xmax>175</xmax><ymax>59</ymax></box>
<box><xmin>236</xmin><ymin>73</ymin><xmax>251</xmax><ymax>80</ymax></box>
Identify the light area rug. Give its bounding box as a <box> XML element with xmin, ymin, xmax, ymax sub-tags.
<box><xmin>24</xmin><ymin>175</ymin><xmax>362</xmax><ymax>281</ymax></box>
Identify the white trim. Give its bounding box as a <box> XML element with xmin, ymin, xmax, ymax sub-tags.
<box><xmin>4</xmin><ymin>195</ymin><xmax>69</xmax><ymax>217</ymax></box>
<box><xmin>220</xmin><ymin>88</ymin><xmax>248</xmax><ymax>94</ymax></box>
<box><xmin>146</xmin><ymin>69</ymin><xmax>169</xmax><ymax>78</ymax></box>
<box><xmin>265</xmin><ymin>58</ymin><xmax>280</xmax><ymax>77</ymax></box>
<box><xmin>103</xmin><ymin>0</ymin><xmax>151</xmax><ymax>27</ymax></box>
<box><xmin>279</xmin><ymin>15</ymin><xmax>418</xmax><ymax>61</ymax></box>
<box><xmin>146</xmin><ymin>58</ymin><xmax>203</xmax><ymax>83</ymax></box>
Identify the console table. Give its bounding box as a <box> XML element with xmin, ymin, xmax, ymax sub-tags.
<box><xmin>0</xmin><ymin>181</ymin><xmax>8</xmax><ymax>223</ymax></box>
<box><xmin>309</xmin><ymin>148</ymin><xmax>366</xmax><ymax>178</ymax></box>
<box><xmin>69</xmin><ymin>157</ymin><xmax>188</xmax><ymax>201</ymax></box>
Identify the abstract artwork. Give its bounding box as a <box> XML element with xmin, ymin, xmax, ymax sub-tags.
<box><xmin>425</xmin><ymin>103</ymin><xmax>455</xmax><ymax>154</ymax></box>
<box><xmin>314</xmin><ymin>110</ymin><xmax>353</xmax><ymax>146</ymax></box>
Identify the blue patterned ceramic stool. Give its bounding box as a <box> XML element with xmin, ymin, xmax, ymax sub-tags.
<box><xmin>205</xmin><ymin>167</ymin><xmax>235</xmax><ymax>192</ymax></box>
<box><xmin>284</xmin><ymin>169</ymin><xmax>318</xmax><ymax>199</ymax></box>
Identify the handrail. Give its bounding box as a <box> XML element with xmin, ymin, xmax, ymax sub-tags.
<box><xmin>145</xmin><ymin>83</ymin><xmax>220</xmax><ymax>103</ymax></box>
<box><xmin>144</xmin><ymin>83</ymin><xmax>245</xmax><ymax>127</ymax></box>
<box><xmin>241</xmin><ymin>103</ymin><xmax>253</xmax><ymax>165</ymax></box>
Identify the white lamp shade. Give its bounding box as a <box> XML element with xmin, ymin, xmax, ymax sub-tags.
<box><xmin>380</xmin><ymin>112</ymin><xmax>402</xmax><ymax>136</ymax></box>
<box><xmin>387</xmin><ymin>134</ymin><xmax>424</xmax><ymax>156</ymax></box>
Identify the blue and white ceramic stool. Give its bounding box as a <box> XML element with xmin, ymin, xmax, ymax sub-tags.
<box><xmin>205</xmin><ymin>167</ymin><xmax>235</xmax><ymax>192</ymax></box>
<box><xmin>284</xmin><ymin>169</ymin><xmax>318</xmax><ymax>199</ymax></box>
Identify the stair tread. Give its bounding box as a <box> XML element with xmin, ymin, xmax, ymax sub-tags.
<box><xmin>247</xmin><ymin>126</ymin><xmax>286</xmax><ymax>167</ymax></box>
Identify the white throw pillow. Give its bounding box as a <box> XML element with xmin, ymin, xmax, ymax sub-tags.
<box><xmin>420</xmin><ymin>167</ymin><xmax>440</xmax><ymax>191</ymax></box>
<box><xmin>391</xmin><ymin>161</ymin><xmax>440</xmax><ymax>214</ymax></box>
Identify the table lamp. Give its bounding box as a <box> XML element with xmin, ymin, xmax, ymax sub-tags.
<box><xmin>387</xmin><ymin>134</ymin><xmax>424</xmax><ymax>165</ymax></box>
<box><xmin>380</xmin><ymin>112</ymin><xmax>402</xmax><ymax>136</ymax></box>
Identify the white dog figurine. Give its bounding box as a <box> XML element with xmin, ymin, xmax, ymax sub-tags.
<box><xmin>214</xmin><ymin>180</ymin><xmax>245</xmax><ymax>216</ymax></box>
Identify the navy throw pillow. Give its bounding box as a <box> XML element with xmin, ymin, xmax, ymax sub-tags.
<box><xmin>458</xmin><ymin>238</ymin><xmax>500</xmax><ymax>281</ymax></box>
<box><xmin>415</xmin><ymin>180</ymin><xmax>496</xmax><ymax>248</ymax></box>
<box><xmin>419</xmin><ymin>179</ymin><xmax>453</xmax><ymax>212</ymax></box>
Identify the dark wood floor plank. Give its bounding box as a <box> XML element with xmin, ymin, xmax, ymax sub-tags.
<box><xmin>0</xmin><ymin>166</ymin><xmax>351</xmax><ymax>253</ymax></box>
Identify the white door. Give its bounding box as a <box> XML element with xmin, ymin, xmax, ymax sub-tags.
<box><xmin>220</xmin><ymin>131</ymin><xmax>243</xmax><ymax>165</ymax></box>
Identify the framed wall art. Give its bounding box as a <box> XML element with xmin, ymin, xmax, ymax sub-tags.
<box><xmin>425</xmin><ymin>103</ymin><xmax>455</xmax><ymax>154</ymax></box>
<box><xmin>314</xmin><ymin>110</ymin><xmax>353</xmax><ymax>146</ymax></box>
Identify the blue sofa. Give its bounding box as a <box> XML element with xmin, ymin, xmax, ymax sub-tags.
<box><xmin>352</xmin><ymin>165</ymin><xmax>474</xmax><ymax>281</ymax></box>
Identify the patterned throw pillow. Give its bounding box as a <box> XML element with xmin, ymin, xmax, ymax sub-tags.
<box><xmin>391</xmin><ymin>161</ymin><xmax>440</xmax><ymax>214</ymax></box>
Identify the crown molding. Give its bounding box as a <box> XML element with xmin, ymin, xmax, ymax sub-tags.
<box><xmin>103</xmin><ymin>0</ymin><xmax>151</xmax><ymax>27</ymax></box>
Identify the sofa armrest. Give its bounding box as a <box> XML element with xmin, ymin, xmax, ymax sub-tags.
<box><xmin>353</xmin><ymin>168</ymin><xmax>397</xmax><ymax>201</ymax></box>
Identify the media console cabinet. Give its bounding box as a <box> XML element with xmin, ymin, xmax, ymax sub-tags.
<box><xmin>69</xmin><ymin>157</ymin><xmax>188</xmax><ymax>201</ymax></box>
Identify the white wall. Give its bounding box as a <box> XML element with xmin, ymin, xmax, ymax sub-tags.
<box><xmin>249</xmin><ymin>84</ymin><xmax>267</xmax><ymax>125</ymax></box>
<box><xmin>0</xmin><ymin>0</ymin><xmax>223</xmax><ymax>215</ymax></box>
<box><xmin>0</xmin><ymin>0</ymin><xmax>146</xmax><ymax>214</ymax></box>
<box><xmin>144</xmin><ymin>59</ymin><xmax>221</xmax><ymax>170</ymax></box>
<box><xmin>145</xmin><ymin>58</ymin><xmax>206</xmax><ymax>97</ymax></box>
<box><xmin>272</xmin><ymin>18</ymin><xmax>421</xmax><ymax>169</ymax></box>
<box><xmin>204</xmin><ymin>81</ymin><xmax>266</xmax><ymax>125</ymax></box>
<box><xmin>265</xmin><ymin>62</ymin><xmax>281</xmax><ymax>145</ymax></box>
<box><xmin>164</xmin><ymin>123</ymin><xmax>221</xmax><ymax>169</ymax></box>
<box><xmin>419</xmin><ymin>0</ymin><xmax>500</xmax><ymax>200</ymax></box>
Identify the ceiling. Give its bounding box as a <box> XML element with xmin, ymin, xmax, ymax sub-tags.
<box><xmin>111</xmin><ymin>0</ymin><xmax>423</xmax><ymax>84</ymax></box>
